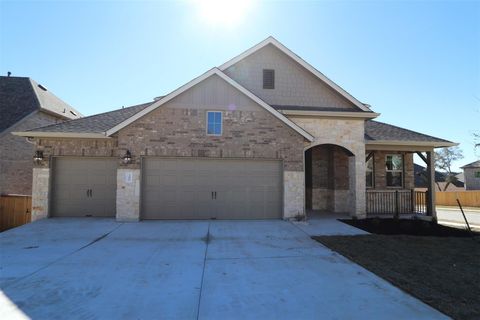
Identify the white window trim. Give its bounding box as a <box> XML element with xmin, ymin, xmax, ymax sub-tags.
<box><xmin>206</xmin><ymin>111</ymin><xmax>223</xmax><ymax>136</ymax></box>
<box><xmin>385</xmin><ymin>154</ymin><xmax>404</xmax><ymax>188</ymax></box>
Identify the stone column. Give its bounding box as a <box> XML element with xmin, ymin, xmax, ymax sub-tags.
<box><xmin>31</xmin><ymin>167</ymin><xmax>50</xmax><ymax>221</ymax></box>
<box><xmin>283</xmin><ymin>171</ymin><xmax>305</xmax><ymax>219</ymax></box>
<box><xmin>116</xmin><ymin>169</ymin><xmax>141</xmax><ymax>222</ymax></box>
<box><xmin>351</xmin><ymin>151</ymin><xmax>366</xmax><ymax>219</ymax></box>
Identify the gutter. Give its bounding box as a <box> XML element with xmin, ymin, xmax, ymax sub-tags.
<box><xmin>11</xmin><ymin>131</ymin><xmax>111</xmax><ymax>139</ymax></box>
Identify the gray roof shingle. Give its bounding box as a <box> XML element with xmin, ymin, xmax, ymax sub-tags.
<box><xmin>365</xmin><ymin>120</ymin><xmax>452</xmax><ymax>144</ymax></box>
<box><xmin>461</xmin><ymin>160</ymin><xmax>480</xmax><ymax>169</ymax></box>
<box><xmin>0</xmin><ymin>76</ymin><xmax>82</xmax><ymax>132</ymax></box>
<box><xmin>29</xmin><ymin>101</ymin><xmax>153</xmax><ymax>134</ymax></box>
<box><xmin>271</xmin><ymin>105</ymin><xmax>369</xmax><ymax>113</ymax></box>
<box><xmin>24</xmin><ymin>102</ymin><xmax>453</xmax><ymax>146</ymax></box>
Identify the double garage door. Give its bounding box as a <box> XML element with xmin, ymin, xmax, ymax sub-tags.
<box><xmin>142</xmin><ymin>158</ymin><xmax>283</xmax><ymax>219</ymax></box>
<box><xmin>51</xmin><ymin>157</ymin><xmax>283</xmax><ymax>219</ymax></box>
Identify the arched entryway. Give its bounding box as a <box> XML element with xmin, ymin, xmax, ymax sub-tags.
<box><xmin>305</xmin><ymin>144</ymin><xmax>356</xmax><ymax>217</ymax></box>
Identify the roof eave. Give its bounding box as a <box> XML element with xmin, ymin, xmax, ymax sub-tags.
<box><xmin>365</xmin><ymin>140</ymin><xmax>458</xmax><ymax>148</ymax></box>
<box><xmin>280</xmin><ymin>110</ymin><xmax>380</xmax><ymax>119</ymax></box>
<box><xmin>12</xmin><ymin>131</ymin><xmax>110</xmax><ymax>139</ymax></box>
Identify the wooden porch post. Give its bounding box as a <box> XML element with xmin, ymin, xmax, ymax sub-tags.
<box><xmin>426</xmin><ymin>150</ymin><xmax>437</xmax><ymax>220</ymax></box>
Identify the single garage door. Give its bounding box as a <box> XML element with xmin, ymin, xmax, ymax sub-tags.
<box><xmin>51</xmin><ymin>157</ymin><xmax>117</xmax><ymax>217</ymax></box>
<box><xmin>142</xmin><ymin>158</ymin><xmax>282</xmax><ymax>220</ymax></box>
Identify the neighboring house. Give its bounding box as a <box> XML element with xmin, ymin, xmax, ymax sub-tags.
<box><xmin>414</xmin><ymin>164</ymin><xmax>464</xmax><ymax>191</ymax></box>
<box><xmin>13</xmin><ymin>37</ymin><xmax>455</xmax><ymax>222</ymax></box>
<box><xmin>0</xmin><ymin>76</ymin><xmax>82</xmax><ymax>195</ymax></box>
<box><xmin>461</xmin><ymin>160</ymin><xmax>480</xmax><ymax>190</ymax></box>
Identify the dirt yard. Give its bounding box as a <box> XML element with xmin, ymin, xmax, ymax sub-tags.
<box><xmin>314</xmin><ymin>231</ymin><xmax>480</xmax><ymax>320</ymax></box>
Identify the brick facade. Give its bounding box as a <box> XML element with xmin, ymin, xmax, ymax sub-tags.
<box><xmin>0</xmin><ymin>111</ymin><xmax>60</xmax><ymax>195</ymax></box>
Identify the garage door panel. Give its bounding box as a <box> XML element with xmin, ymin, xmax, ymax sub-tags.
<box><xmin>52</xmin><ymin>158</ymin><xmax>117</xmax><ymax>217</ymax></box>
<box><xmin>142</xmin><ymin>158</ymin><xmax>282</xmax><ymax>220</ymax></box>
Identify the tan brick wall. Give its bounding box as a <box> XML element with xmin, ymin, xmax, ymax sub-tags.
<box><xmin>224</xmin><ymin>44</ymin><xmax>357</xmax><ymax>109</ymax></box>
<box><xmin>117</xmin><ymin>75</ymin><xmax>305</xmax><ymax>172</ymax></box>
<box><xmin>370</xmin><ymin>151</ymin><xmax>414</xmax><ymax>190</ymax></box>
<box><xmin>0</xmin><ymin>111</ymin><xmax>61</xmax><ymax>195</ymax></box>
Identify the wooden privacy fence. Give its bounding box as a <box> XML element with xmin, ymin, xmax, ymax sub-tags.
<box><xmin>436</xmin><ymin>191</ymin><xmax>480</xmax><ymax>207</ymax></box>
<box><xmin>0</xmin><ymin>195</ymin><xmax>32</xmax><ymax>232</ymax></box>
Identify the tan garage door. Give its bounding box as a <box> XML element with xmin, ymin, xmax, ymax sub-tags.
<box><xmin>142</xmin><ymin>158</ymin><xmax>283</xmax><ymax>220</ymax></box>
<box><xmin>51</xmin><ymin>157</ymin><xmax>117</xmax><ymax>217</ymax></box>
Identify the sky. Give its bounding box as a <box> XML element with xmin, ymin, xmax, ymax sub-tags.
<box><xmin>1</xmin><ymin>0</ymin><xmax>479</xmax><ymax>171</ymax></box>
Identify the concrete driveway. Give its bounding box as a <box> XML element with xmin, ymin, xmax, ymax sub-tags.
<box><xmin>0</xmin><ymin>219</ymin><xmax>447</xmax><ymax>319</ymax></box>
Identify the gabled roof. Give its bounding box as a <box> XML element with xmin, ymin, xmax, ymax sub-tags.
<box><xmin>0</xmin><ymin>76</ymin><xmax>82</xmax><ymax>133</ymax></box>
<box><xmin>461</xmin><ymin>160</ymin><xmax>480</xmax><ymax>169</ymax></box>
<box><xmin>219</xmin><ymin>36</ymin><xmax>373</xmax><ymax>113</ymax></box>
<box><xmin>14</xmin><ymin>69</ymin><xmax>315</xmax><ymax>141</ymax></box>
<box><xmin>365</xmin><ymin>120</ymin><xmax>456</xmax><ymax>147</ymax></box>
<box><xmin>105</xmin><ymin>68</ymin><xmax>314</xmax><ymax>141</ymax></box>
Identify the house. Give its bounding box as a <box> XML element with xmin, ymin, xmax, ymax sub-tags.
<box><xmin>461</xmin><ymin>160</ymin><xmax>480</xmax><ymax>190</ymax></box>
<box><xmin>414</xmin><ymin>163</ymin><xmax>464</xmax><ymax>191</ymax></box>
<box><xmin>0</xmin><ymin>76</ymin><xmax>82</xmax><ymax>195</ymax></box>
<box><xmin>13</xmin><ymin>37</ymin><xmax>456</xmax><ymax>222</ymax></box>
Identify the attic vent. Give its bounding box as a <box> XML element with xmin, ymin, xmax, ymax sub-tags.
<box><xmin>263</xmin><ymin>69</ymin><xmax>275</xmax><ymax>89</ymax></box>
<box><xmin>153</xmin><ymin>96</ymin><xmax>163</xmax><ymax>101</ymax></box>
<box><xmin>38</xmin><ymin>84</ymin><xmax>48</xmax><ymax>91</ymax></box>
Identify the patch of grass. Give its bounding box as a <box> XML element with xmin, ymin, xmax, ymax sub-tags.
<box><xmin>313</xmin><ymin>234</ymin><xmax>480</xmax><ymax>320</ymax></box>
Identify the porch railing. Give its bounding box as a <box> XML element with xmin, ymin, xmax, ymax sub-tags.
<box><xmin>366</xmin><ymin>190</ymin><xmax>427</xmax><ymax>217</ymax></box>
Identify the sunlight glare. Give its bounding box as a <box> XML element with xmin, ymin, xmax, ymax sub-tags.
<box><xmin>193</xmin><ymin>0</ymin><xmax>254</xmax><ymax>28</ymax></box>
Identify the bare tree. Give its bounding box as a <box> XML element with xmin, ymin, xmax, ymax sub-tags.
<box><xmin>434</xmin><ymin>146</ymin><xmax>464</xmax><ymax>191</ymax></box>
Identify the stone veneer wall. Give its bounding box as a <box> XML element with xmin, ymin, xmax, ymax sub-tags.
<box><xmin>31</xmin><ymin>168</ymin><xmax>50</xmax><ymax>221</ymax></box>
<box><xmin>290</xmin><ymin>117</ymin><xmax>366</xmax><ymax>218</ymax></box>
<box><xmin>370</xmin><ymin>151</ymin><xmax>414</xmax><ymax>190</ymax></box>
<box><xmin>116</xmin><ymin>169</ymin><xmax>141</xmax><ymax>221</ymax></box>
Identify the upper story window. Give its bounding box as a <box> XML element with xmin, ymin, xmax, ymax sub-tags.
<box><xmin>385</xmin><ymin>154</ymin><xmax>403</xmax><ymax>187</ymax></box>
<box><xmin>206</xmin><ymin>111</ymin><xmax>222</xmax><ymax>136</ymax></box>
<box><xmin>263</xmin><ymin>69</ymin><xmax>275</xmax><ymax>89</ymax></box>
<box><xmin>366</xmin><ymin>155</ymin><xmax>374</xmax><ymax>188</ymax></box>
<box><xmin>475</xmin><ymin>171</ymin><xmax>480</xmax><ymax>178</ymax></box>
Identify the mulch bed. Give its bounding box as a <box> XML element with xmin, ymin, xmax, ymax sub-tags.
<box><xmin>313</xmin><ymin>220</ymin><xmax>480</xmax><ymax>320</ymax></box>
<box><xmin>340</xmin><ymin>218</ymin><xmax>477</xmax><ymax>237</ymax></box>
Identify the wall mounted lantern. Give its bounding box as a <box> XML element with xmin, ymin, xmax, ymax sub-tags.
<box><xmin>123</xmin><ymin>150</ymin><xmax>132</xmax><ymax>164</ymax></box>
<box><xmin>33</xmin><ymin>150</ymin><xmax>44</xmax><ymax>164</ymax></box>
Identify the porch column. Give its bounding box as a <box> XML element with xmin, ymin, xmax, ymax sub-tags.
<box><xmin>426</xmin><ymin>150</ymin><xmax>437</xmax><ymax>220</ymax></box>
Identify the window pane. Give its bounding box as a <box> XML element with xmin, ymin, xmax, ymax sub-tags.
<box><xmin>214</xmin><ymin>123</ymin><xmax>221</xmax><ymax>135</ymax></box>
<box><xmin>207</xmin><ymin>123</ymin><xmax>215</xmax><ymax>134</ymax></box>
<box><xmin>208</xmin><ymin>112</ymin><xmax>215</xmax><ymax>123</ymax></box>
<box><xmin>366</xmin><ymin>171</ymin><xmax>373</xmax><ymax>188</ymax></box>
<box><xmin>214</xmin><ymin>112</ymin><xmax>221</xmax><ymax>124</ymax></box>
<box><xmin>386</xmin><ymin>155</ymin><xmax>402</xmax><ymax>171</ymax></box>
<box><xmin>387</xmin><ymin>172</ymin><xmax>403</xmax><ymax>187</ymax></box>
<box><xmin>366</xmin><ymin>157</ymin><xmax>373</xmax><ymax>171</ymax></box>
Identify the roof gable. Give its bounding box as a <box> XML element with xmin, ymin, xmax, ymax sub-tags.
<box><xmin>0</xmin><ymin>76</ymin><xmax>82</xmax><ymax>133</ymax></box>
<box><xmin>106</xmin><ymin>68</ymin><xmax>314</xmax><ymax>141</ymax></box>
<box><xmin>219</xmin><ymin>37</ymin><xmax>372</xmax><ymax>112</ymax></box>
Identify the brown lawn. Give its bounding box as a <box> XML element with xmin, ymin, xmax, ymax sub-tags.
<box><xmin>313</xmin><ymin>234</ymin><xmax>480</xmax><ymax>320</ymax></box>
